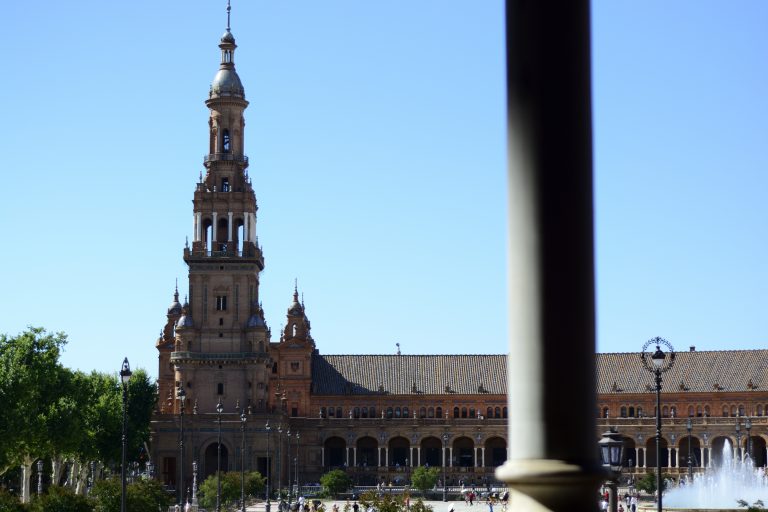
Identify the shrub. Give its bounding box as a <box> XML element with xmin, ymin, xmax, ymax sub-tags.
<box><xmin>320</xmin><ymin>470</ymin><xmax>352</xmax><ymax>497</ymax></box>
<box><xmin>28</xmin><ymin>486</ymin><xmax>92</xmax><ymax>512</ymax></box>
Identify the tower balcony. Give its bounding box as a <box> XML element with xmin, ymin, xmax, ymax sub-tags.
<box><xmin>203</xmin><ymin>152</ymin><xmax>248</xmax><ymax>165</ymax></box>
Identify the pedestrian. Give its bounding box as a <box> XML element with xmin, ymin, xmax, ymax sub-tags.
<box><xmin>469</xmin><ymin>491</ymin><xmax>475</xmax><ymax>506</ymax></box>
<box><xmin>487</xmin><ymin>498</ymin><xmax>494</xmax><ymax>512</ymax></box>
<box><xmin>353</xmin><ymin>502</ymin><xmax>359</xmax><ymax>512</ymax></box>
<box><xmin>630</xmin><ymin>495</ymin><xmax>637</xmax><ymax>512</ymax></box>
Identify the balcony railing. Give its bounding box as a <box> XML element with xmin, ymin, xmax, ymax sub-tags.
<box><xmin>170</xmin><ymin>351</ymin><xmax>264</xmax><ymax>362</ymax></box>
<box><xmin>203</xmin><ymin>152</ymin><xmax>248</xmax><ymax>164</ymax></box>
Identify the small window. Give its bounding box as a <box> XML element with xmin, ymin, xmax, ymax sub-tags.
<box><xmin>620</xmin><ymin>407</ymin><xmax>627</xmax><ymax>418</ymax></box>
<box><xmin>354</xmin><ymin>407</ymin><xmax>360</xmax><ymax>418</ymax></box>
<box><xmin>222</xmin><ymin>178</ymin><xmax>230</xmax><ymax>192</ymax></box>
<box><xmin>361</xmin><ymin>407</ymin><xmax>368</xmax><ymax>419</ymax></box>
<box><xmin>403</xmin><ymin>407</ymin><xmax>409</xmax><ymax>418</ymax></box>
<box><xmin>436</xmin><ymin>406</ymin><xmax>443</xmax><ymax>418</ymax></box>
<box><xmin>662</xmin><ymin>406</ymin><xmax>669</xmax><ymax>417</ymax></box>
<box><xmin>291</xmin><ymin>406</ymin><xmax>298</xmax><ymax>417</ymax></box>
<box><xmin>453</xmin><ymin>407</ymin><xmax>460</xmax><ymax>418</ymax></box>
<box><xmin>495</xmin><ymin>407</ymin><xmax>501</xmax><ymax>418</ymax></box>
<box><xmin>394</xmin><ymin>407</ymin><xmax>401</xmax><ymax>418</ymax></box>
<box><xmin>637</xmin><ymin>406</ymin><xmax>643</xmax><ymax>417</ymax></box>
<box><xmin>216</xmin><ymin>296</ymin><xmax>227</xmax><ymax>311</ymax></box>
<box><xmin>217</xmin><ymin>383</ymin><xmax>224</xmax><ymax>395</ymax></box>
<box><xmin>427</xmin><ymin>407</ymin><xmax>434</xmax><ymax>418</ymax></box>
<box><xmin>320</xmin><ymin>407</ymin><xmax>327</xmax><ymax>418</ymax></box>
<box><xmin>704</xmin><ymin>405</ymin><xmax>710</xmax><ymax>416</ymax></box>
<box><xmin>461</xmin><ymin>407</ymin><xmax>468</xmax><ymax>418</ymax></box>
<box><xmin>222</xmin><ymin>129</ymin><xmax>230</xmax><ymax>152</ymax></box>
<box><xmin>758</xmin><ymin>405</ymin><xmax>764</xmax><ymax>416</ymax></box>
<box><xmin>219</xmin><ymin>318</ymin><xmax>224</xmax><ymax>326</ymax></box>
<box><xmin>739</xmin><ymin>405</ymin><xmax>745</xmax><ymax>416</ymax></box>
<box><xmin>369</xmin><ymin>407</ymin><xmax>376</xmax><ymax>418</ymax></box>
<box><xmin>487</xmin><ymin>407</ymin><xmax>493</xmax><ymax>418</ymax></box>
<box><xmin>420</xmin><ymin>407</ymin><xmax>427</xmax><ymax>419</ymax></box>
<box><xmin>502</xmin><ymin>406</ymin><xmax>508</xmax><ymax>418</ymax></box>
<box><xmin>628</xmin><ymin>406</ymin><xmax>635</xmax><ymax>418</ymax></box>
<box><xmin>336</xmin><ymin>407</ymin><xmax>342</xmax><ymax>418</ymax></box>
<box><xmin>469</xmin><ymin>407</ymin><xmax>475</xmax><ymax>418</ymax></box>
<box><xmin>723</xmin><ymin>406</ymin><xmax>729</xmax><ymax>417</ymax></box>
<box><xmin>387</xmin><ymin>407</ymin><xmax>394</xmax><ymax>419</ymax></box>
<box><xmin>731</xmin><ymin>405</ymin><xmax>737</xmax><ymax>416</ymax></box>
<box><xmin>328</xmin><ymin>407</ymin><xmax>335</xmax><ymax>418</ymax></box>
<box><xmin>696</xmin><ymin>406</ymin><xmax>702</xmax><ymax>417</ymax></box>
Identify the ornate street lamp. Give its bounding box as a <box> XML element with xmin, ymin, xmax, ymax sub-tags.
<box><xmin>641</xmin><ymin>337</ymin><xmax>675</xmax><ymax>512</ymax></box>
<box><xmin>178</xmin><ymin>387</ymin><xmax>187</xmax><ymax>507</ymax></box>
<box><xmin>192</xmin><ymin>460</ymin><xmax>199</xmax><ymax>506</ymax></box>
<box><xmin>119</xmin><ymin>357</ymin><xmax>132</xmax><ymax>512</ymax></box>
<box><xmin>745</xmin><ymin>418</ymin><xmax>753</xmax><ymax>461</ymax></box>
<box><xmin>599</xmin><ymin>427</ymin><xmax>625</xmax><ymax>512</ymax></box>
<box><xmin>295</xmin><ymin>431</ymin><xmax>300</xmax><ymax>501</ymax></box>
<box><xmin>286</xmin><ymin>429</ymin><xmax>292</xmax><ymax>505</ymax></box>
<box><xmin>241</xmin><ymin>412</ymin><xmax>247</xmax><ymax>512</ymax></box>
<box><xmin>441</xmin><ymin>433</ymin><xmax>448</xmax><ymax>502</ymax></box>
<box><xmin>266</xmin><ymin>421</ymin><xmax>272</xmax><ymax>512</ymax></box>
<box><xmin>277</xmin><ymin>424</ymin><xmax>283</xmax><ymax>505</ymax></box>
<box><xmin>36</xmin><ymin>460</ymin><xmax>43</xmax><ymax>496</ymax></box>
<box><xmin>686</xmin><ymin>418</ymin><xmax>693</xmax><ymax>481</ymax></box>
<box><xmin>216</xmin><ymin>398</ymin><xmax>224</xmax><ymax>512</ymax></box>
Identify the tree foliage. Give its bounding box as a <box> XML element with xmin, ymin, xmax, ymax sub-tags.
<box><xmin>634</xmin><ymin>472</ymin><xmax>669</xmax><ymax>495</ymax></box>
<box><xmin>410</xmin><ymin>466</ymin><xmax>440</xmax><ymax>494</ymax></box>
<box><xmin>358</xmin><ymin>491</ymin><xmax>432</xmax><ymax>512</ymax></box>
<box><xmin>198</xmin><ymin>471</ymin><xmax>265</xmax><ymax>509</ymax></box>
<box><xmin>27</xmin><ymin>486</ymin><xmax>92</xmax><ymax>512</ymax></box>
<box><xmin>89</xmin><ymin>477</ymin><xmax>172</xmax><ymax>512</ymax></box>
<box><xmin>320</xmin><ymin>469</ymin><xmax>352</xmax><ymax>496</ymax></box>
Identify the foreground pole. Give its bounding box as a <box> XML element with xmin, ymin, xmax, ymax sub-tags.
<box><xmin>496</xmin><ymin>1</ymin><xmax>603</xmax><ymax>510</ymax></box>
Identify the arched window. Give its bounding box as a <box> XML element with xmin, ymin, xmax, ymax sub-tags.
<box><xmin>704</xmin><ymin>405</ymin><xmax>710</xmax><ymax>416</ymax></box>
<box><xmin>620</xmin><ymin>406</ymin><xmax>627</xmax><ymax>418</ymax></box>
<box><xmin>394</xmin><ymin>407</ymin><xmax>401</xmax><ymax>418</ymax></box>
<box><xmin>217</xmin><ymin>382</ymin><xmax>224</xmax><ymax>395</ymax></box>
<box><xmin>469</xmin><ymin>407</ymin><xmax>475</xmax><ymax>418</ymax></box>
<box><xmin>354</xmin><ymin>407</ymin><xmax>360</xmax><ymax>419</ymax></box>
<box><xmin>502</xmin><ymin>407</ymin><xmax>508</xmax><ymax>418</ymax></box>
<box><xmin>688</xmin><ymin>405</ymin><xmax>694</xmax><ymax>417</ymax></box>
<box><xmin>662</xmin><ymin>406</ymin><xmax>669</xmax><ymax>417</ymax></box>
<box><xmin>370</xmin><ymin>407</ymin><xmax>376</xmax><ymax>418</ymax></box>
<box><xmin>222</xmin><ymin>129</ymin><xmax>231</xmax><ymax>152</ymax></box>
<box><xmin>637</xmin><ymin>406</ymin><xmax>643</xmax><ymax>417</ymax></box>
<box><xmin>420</xmin><ymin>407</ymin><xmax>427</xmax><ymax>418</ymax></box>
<box><xmin>696</xmin><ymin>405</ymin><xmax>702</xmax><ymax>417</ymax></box>
<box><xmin>488</xmin><ymin>407</ymin><xmax>494</xmax><ymax>418</ymax></box>
<box><xmin>603</xmin><ymin>407</ymin><xmax>609</xmax><ymax>418</ymax></box>
<box><xmin>758</xmin><ymin>405</ymin><xmax>764</xmax><ymax>416</ymax></box>
<box><xmin>722</xmin><ymin>406</ymin><xmax>729</xmax><ymax>417</ymax></box>
<box><xmin>731</xmin><ymin>405</ymin><xmax>737</xmax><ymax>416</ymax></box>
<box><xmin>403</xmin><ymin>407</ymin><xmax>409</xmax><ymax>418</ymax></box>
<box><xmin>320</xmin><ymin>407</ymin><xmax>326</xmax><ymax>418</ymax></box>
<box><xmin>336</xmin><ymin>407</ymin><xmax>342</xmax><ymax>418</ymax></box>
<box><xmin>461</xmin><ymin>407</ymin><xmax>468</xmax><ymax>418</ymax></box>
<box><xmin>495</xmin><ymin>407</ymin><xmax>502</xmax><ymax>418</ymax></box>
<box><xmin>361</xmin><ymin>407</ymin><xmax>368</xmax><ymax>418</ymax></box>
<box><xmin>436</xmin><ymin>407</ymin><xmax>443</xmax><ymax>418</ymax></box>
<box><xmin>453</xmin><ymin>407</ymin><xmax>460</xmax><ymax>418</ymax></box>
<box><xmin>738</xmin><ymin>405</ymin><xmax>745</xmax><ymax>416</ymax></box>
<box><xmin>328</xmin><ymin>407</ymin><xmax>335</xmax><ymax>418</ymax></box>
<box><xmin>628</xmin><ymin>406</ymin><xmax>635</xmax><ymax>418</ymax></box>
<box><xmin>427</xmin><ymin>407</ymin><xmax>434</xmax><ymax>418</ymax></box>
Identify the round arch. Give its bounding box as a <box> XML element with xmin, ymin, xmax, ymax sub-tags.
<box><xmin>356</xmin><ymin>436</ymin><xmax>377</xmax><ymax>467</ymax></box>
<box><xmin>421</xmin><ymin>436</ymin><xmax>442</xmax><ymax>467</ymax></box>
<box><xmin>678</xmin><ymin>435</ymin><xmax>701</xmax><ymax>467</ymax></box>
<box><xmin>452</xmin><ymin>436</ymin><xmax>474</xmax><ymax>467</ymax></box>
<box><xmin>621</xmin><ymin>437</ymin><xmax>636</xmax><ymax>468</ymax></box>
<box><xmin>484</xmin><ymin>437</ymin><xmax>507</xmax><ymax>467</ymax></box>
<box><xmin>203</xmin><ymin>441</ymin><xmax>229</xmax><ymax>479</ymax></box>
<box><xmin>324</xmin><ymin>436</ymin><xmax>347</xmax><ymax>468</ymax></box>
<box><xmin>645</xmin><ymin>437</ymin><xmax>668</xmax><ymax>468</ymax></box>
<box><xmin>710</xmin><ymin>436</ymin><xmax>733</xmax><ymax>468</ymax></box>
<box><xmin>389</xmin><ymin>436</ymin><xmax>410</xmax><ymax>467</ymax></box>
<box><xmin>748</xmin><ymin>435</ymin><xmax>767</xmax><ymax>467</ymax></box>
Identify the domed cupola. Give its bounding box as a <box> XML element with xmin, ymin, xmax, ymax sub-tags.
<box><xmin>247</xmin><ymin>301</ymin><xmax>267</xmax><ymax>329</ymax></box>
<box><xmin>209</xmin><ymin>6</ymin><xmax>244</xmax><ymax>99</ymax></box>
<box><xmin>167</xmin><ymin>284</ymin><xmax>183</xmax><ymax>316</ymax></box>
<box><xmin>176</xmin><ymin>300</ymin><xmax>194</xmax><ymax>329</ymax></box>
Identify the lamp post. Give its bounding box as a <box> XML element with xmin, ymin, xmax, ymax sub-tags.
<box><xmin>216</xmin><ymin>398</ymin><xmax>224</xmax><ymax>512</ymax></box>
<box><xmin>599</xmin><ymin>428</ymin><xmax>625</xmax><ymax>512</ymax></box>
<box><xmin>641</xmin><ymin>337</ymin><xmax>675</xmax><ymax>512</ymax></box>
<box><xmin>745</xmin><ymin>418</ymin><xmax>752</xmax><ymax>461</ymax></box>
<box><xmin>119</xmin><ymin>357</ymin><xmax>132</xmax><ymax>512</ymax></box>
<box><xmin>241</xmin><ymin>413</ymin><xmax>247</xmax><ymax>512</ymax></box>
<box><xmin>295</xmin><ymin>432</ymin><xmax>300</xmax><ymax>501</ymax></box>
<box><xmin>178</xmin><ymin>387</ymin><xmax>186</xmax><ymax>507</ymax></box>
<box><xmin>266</xmin><ymin>421</ymin><xmax>272</xmax><ymax>512</ymax></box>
<box><xmin>441</xmin><ymin>433</ymin><xmax>448</xmax><ymax>502</ymax></box>
<box><xmin>192</xmin><ymin>460</ymin><xmax>199</xmax><ymax>506</ymax></box>
<box><xmin>286</xmin><ymin>430</ymin><xmax>292</xmax><ymax>505</ymax></box>
<box><xmin>277</xmin><ymin>424</ymin><xmax>283</xmax><ymax>505</ymax></box>
<box><xmin>735</xmin><ymin>421</ymin><xmax>742</xmax><ymax>463</ymax></box>
<box><xmin>36</xmin><ymin>460</ymin><xmax>43</xmax><ymax>496</ymax></box>
<box><xmin>686</xmin><ymin>418</ymin><xmax>693</xmax><ymax>482</ymax></box>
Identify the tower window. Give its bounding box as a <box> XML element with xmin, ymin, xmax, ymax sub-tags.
<box><xmin>217</xmin><ymin>383</ymin><xmax>224</xmax><ymax>395</ymax></box>
<box><xmin>222</xmin><ymin>129</ymin><xmax>230</xmax><ymax>152</ymax></box>
<box><xmin>222</xmin><ymin>178</ymin><xmax>230</xmax><ymax>192</ymax></box>
<box><xmin>219</xmin><ymin>318</ymin><xmax>224</xmax><ymax>326</ymax></box>
<box><xmin>216</xmin><ymin>296</ymin><xmax>227</xmax><ymax>311</ymax></box>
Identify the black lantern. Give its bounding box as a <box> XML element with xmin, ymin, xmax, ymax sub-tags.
<box><xmin>599</xmin><ymin>428</ymin><xmax>624</xmax><ymax>472</ymax></box>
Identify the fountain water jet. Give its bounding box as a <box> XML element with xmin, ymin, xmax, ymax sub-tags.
<box><xmin>663</xmin><ymin>439</ymin><xmax>768</xmax><ymax>509</ymax></box>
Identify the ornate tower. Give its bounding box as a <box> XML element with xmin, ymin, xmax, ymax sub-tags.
<box><xmin>152</xmin><ymin>6</ymin><xmax>277</xmax><ymax>487</ymax></box>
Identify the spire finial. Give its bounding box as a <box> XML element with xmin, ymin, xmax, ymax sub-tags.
<box><xmin>174</xmin><ymin>279</ymin><xmax>179</xmax><ymax>301</ymax></box>
<box><xmin>226</xmin><ymin>0</ymin><xmax>231</xmax><ymax>32</ymax></box>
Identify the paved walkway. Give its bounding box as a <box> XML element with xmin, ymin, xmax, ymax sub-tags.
<box><xmin>244</xmin><ymin>500</ymin><xmax>498</xmax><ymax>512</ymax></box>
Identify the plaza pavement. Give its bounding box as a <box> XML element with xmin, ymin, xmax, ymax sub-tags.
<box><xmin>244</xmin><ymin>499</ymin><xmax>499</xmax><ymax>512</ymax></box>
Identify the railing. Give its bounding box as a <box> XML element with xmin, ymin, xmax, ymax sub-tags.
<box><xmin>597</xmin><ymin>416</ymin><xmax>768</xmax><ymax>427</ymax></box>
<box><xmin>203</xmin><ymin>153</ymin><xmax>248</xmax><ymax>164</ymax></box>
<box><xmin>170</xmin><ymin>351</ymin><xmax>265</xmax><ymax>362</ymax></box>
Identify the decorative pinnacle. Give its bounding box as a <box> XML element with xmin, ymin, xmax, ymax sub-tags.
<box><xmin>226</xmin><ymin>0</ymin><xmax>231</xmax><ymax>31</ymax></box>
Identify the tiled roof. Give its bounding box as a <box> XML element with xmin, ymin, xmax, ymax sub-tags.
<box><xmin>311</xmin><ymin>354</ymin><xmax>507</xmax><ymax>395</ymax></box>
<box><xmin>596</xmin><ymin>349</ymin><xmax>768</xmax><ymax>394</ymax></box>
<box><xmin>311</xmin><ymin>350</ymin><xmax>768</xmax><ymax>396</ymax></box>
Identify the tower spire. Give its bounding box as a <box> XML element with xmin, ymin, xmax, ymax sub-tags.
<box><xmin>226</xmin><ymin>0</ymin><xmax>231</xmax><ymax>31</ymax></box>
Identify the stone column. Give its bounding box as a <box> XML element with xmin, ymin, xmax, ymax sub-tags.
<box><xmin>243</xmin><ymin>212</ymin><xmax>249</xmax><ymax>242</ymax></box>
<box><xmin>353</xmin><ymin>447</ymin><xmax>357</xmax><ymax>467</ymax></box>
<box><xmin>211</xmin><ymin>212</ymin><xmax>218</xmax><ymax>245</ymax></box>
<box><xmin>449</xmin><ymin>447</ymin><xmax>453</xmax><ymax>467</ymax></box>
<box><xmin>227</xmin><ymin>212</ymin><xmax>233</xmax><ymax>241</ymax></box>
<box><xmin>378</xmin><ymin>448</ymin><xmax>381</xmax><ymax>467</ymax></box>
<box><xmin>481</xmin><ymin>447</ymin><xmax>486</xmax><ymax>468</ymax></box>
<box><xmin>495</xmin><ymin>1</ymin><xmax>602</xmax><ymax>510</ymax></box>
<box><xmin>385</xmin><ymin>448</ymin><xmax>389</xmax><ymax>468</ymax></box>
<box><xmin>667</xmin><ymin>448</ymin><xmax>673</xmax><ymax>468</ymax></box>
<box><xmin>346</xmin><ymin>447</ymin><xmax>350</xmax><ymax>467</ymax></box>
<box><xmin>699</xmin><ymin>448</ymin><xmax>705</xmax><ymax>469</ymax></box>
<box><xmin>635</xmin><ymin>448</ymin><xmax>640</xmax><ymax>468</ymax></box>
<box><xmin>417</xmin><ymin>447</ymin><xmax>421</xmax><ymax>466</ymax></box>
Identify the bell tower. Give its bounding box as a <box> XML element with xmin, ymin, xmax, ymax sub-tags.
<box><xmin>168</xmin><ymin>6</ymin><xmax>271</xmax><ymax>417</ymax></box>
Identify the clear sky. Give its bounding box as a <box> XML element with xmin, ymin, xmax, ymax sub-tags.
<box><xmin>0</xmin><ymin>1</ymin><xmax>766</xmax><ymax>380</ymax></box>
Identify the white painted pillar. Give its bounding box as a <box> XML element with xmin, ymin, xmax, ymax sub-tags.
<box><xmin>442</xmin><ymin>447</ymin><xmax>446</xmax><ymax>467</ymax></box>
<box><xmin>634</xmin><ymin>448</ymin><xmax>640</xmax><ymax>467</ymax></box>
<box><xmin>378</xmin><ymin>448</ymin><xmax>381</xmax><ymax>467</ymax></box>
<box><xmin>449</xmin><ymin>447</ymin><xmax>453</xmax><ymax>467</ymax></box>
<box><xmin>243</xmin><ymin>213</ymin><xmax>249</xmax><ymax>242</ymax></box>
<box><xmin>699</xmin><ymin>447</ymin><xmax>705</xmax><ymax>468</ymax></box>
<box><xmin>212</xmin><ymin>212</ymin><xmax>218</xmax><ymax>245</ymax></box>
<box><xmin>643</xmin><ymin>448</ymin><xmax>647</xmax><ymax>468</ymax></box>
<box><xmin>346</xmin><ymin>448</ymin><xmax>350</xmax><ymax>467</ymax></box>
<box><xmin>481</xmin><ymin>447</ymin><xmax>485</xmax><ymax>467</ymax></box>
<box><xmin>385</xmin><ymin>447</ymin><xmax>389</xmax><ymax>467</ymax></box>
<box><xmin>417</xmin><ymin>447</ymin><xmax>421</xmax><ymax>466</ymax></box>
<box><xmin>667</xmin><ymin>448</ymin><xmax>672</xmax><ymax>468</ymax></box>
<box><xmin>250</xmin><ymin>212</ymin><xmax>257</xmax><ymax>242</ymax></box>
<box><xmin>228</xmin><ymin>212</ymin><xmax>233</xmax><ymax>241</ymax></box>
<box><xmin>353</xmin><ymin>447</ymin><xmax>357</xmax><ymax>467</ymax></box>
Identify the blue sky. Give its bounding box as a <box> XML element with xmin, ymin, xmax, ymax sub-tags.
<box><xmin>0</xmin><ymin>1</ymin><xmax>766</xmax><ymax>379</ymax></box>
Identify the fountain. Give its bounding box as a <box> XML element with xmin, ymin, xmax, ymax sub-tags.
<box><xmin>661</xmin><ymin>439</ymin><xmax>768</xmax><ymax>509</ymax></box>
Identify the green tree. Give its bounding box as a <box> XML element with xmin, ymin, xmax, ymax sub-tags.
<box><xmin>320</xmin><ymin>469</ymin><xmax>352</xmax><ymax>497</ymax></box>
<box><xmin>634</xmin><ymin>472</ymin><xmax>669</xmax><ymax>495</ymax></box>
<box><xmin>27</xmin><ymin>486</ymin><xmax>92</xmax><ymax>512</ymax></box>
<box><xmin>90</xmin><ymin>478</ymin><xmax>172</xmax><ymax>512</ymax></box>
<box><xmin>198</xmin><ymin>471</ymin><xmax>265</xmax><ymax>509</ymax></box>
<box><xmin>410</xmin><ymin>466</ymin><xmax>440</xmax><ymax>496</ymax></box>
<box><xmin>0</xmin><ymin>488</ymin><xmax>26</xmax><ymax>512</ymax></box>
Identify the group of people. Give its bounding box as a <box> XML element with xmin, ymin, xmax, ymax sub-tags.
<box><xmin>598</xmin><ymin>491</ymin><xmax>637</xmax><ymax>512</ymax></box>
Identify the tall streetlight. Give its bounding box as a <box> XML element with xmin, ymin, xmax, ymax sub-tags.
<box><xmin>119</xmin><ymin>357</ymin><xmax>132</xmax><ymax>512</ymax></box>
<box><xmin>36</xmin><ymin>460</ymin><xmax>43</xmax><ymax>496</ymax></box>
<box><xmin>745</xmin><ymin>418</ymin><xmax>753</xmax><ymax>461</ymax></box>
<box><xmin>286</xmin><ymin>429</ymin><xmax>292</xmax><ymax>505</ymax></box>
<box><xmin>216</xmin><ymin>398</ymin><xmax>224</xmax><ymax>512</ymax></box>
<box><xmin>294</xmin><ymin>431</ymin><xmax>300</xmax><ymax>501</ymax></box>
<box><xmin>178</xmin><ymin>387</ymin><xmax>187</xmax><ymax>507</ymax></box>
<box><xmin>641</xmin><ymin>337</ymin><xmax>675</xmax><ymax>512</ymax></box>
<box><xmin>277</xmin><ymin>424</ymin><xmax>283</xmax><ymax>505</ymax></box>
<box><xmin>441</xmin><ymin>433</ymin><xmax>448</xmax><ymax>502</ymax></box>
<box><xmin>686</xmin><ymin>418</ymin><xmax>693</xmax><ymax>481</ymax></box>
<box><xmin>241</xmin><ymin>412</ymin><xmax>247</xmax><ymax>512</ymax></box>
<box><xmin>266</xmin><ymin>421</ymin><xmax>272</xmax><ymax>512</ymax></box>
